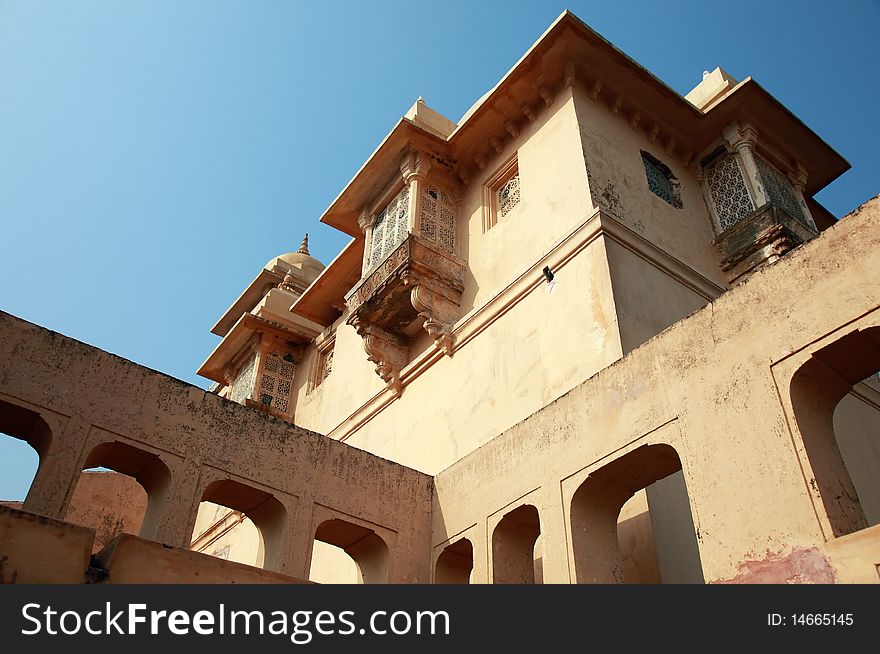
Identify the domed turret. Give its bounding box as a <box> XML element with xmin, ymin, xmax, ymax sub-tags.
<box><xmin>264</xmin><ymin>234</ymin><xmax>325</xmax><ymax>289</ymax></box>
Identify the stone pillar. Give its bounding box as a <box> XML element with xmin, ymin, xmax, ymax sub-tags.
<box><xmin>23</xmin><ymin>415</ymin><xmax>90</xmax><ymax>519</ymax></box>
<box><xmin>401</xmin><ymin>149</ymin><xmax>431</xmax><ymax>237</ymax></box>
<box><xmin>722</xmin><ymin>122</ymin><xmax>769</xmax><ymax>209</ymax></box>
<box><xmin>282</xmin><ymin>499</ymin><xmax>315</xmax><ymax>581</ymax></box>
<box><xmin>537</xmin><ymin>490</ymin><xmax>572</xmax><ymax>583</ymax></box>
<box><xmin>152</xmin><ymin>456</ymin><xmax>203</xmax><ymax>548</ymax></box>
<box><xmin>788</xmin><ymin>163</ymin><xmax>816</xmax><ymax>229</ymax></box>
<box><xmin>358</xmin><ymin>208</ymin><xmax>377</xmax><ymax>275</ymax></box>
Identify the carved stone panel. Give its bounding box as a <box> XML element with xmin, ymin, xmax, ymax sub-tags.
<box><xmin>345</xmin><ymin>234</ymin><xmax>467</xmax><ymax>388</ymax></box>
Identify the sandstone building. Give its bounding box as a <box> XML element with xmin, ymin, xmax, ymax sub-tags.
<box><xmin>1</xmin><ymin>11</ymin><xmax>878</xmax><ymax>584</ymax></box>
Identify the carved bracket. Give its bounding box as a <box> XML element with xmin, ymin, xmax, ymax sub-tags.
<box><xmin>350</xmin><ymin>317</ymin><xmax>408</xmax><ymax>395</ymax></box>
<box><xmin>345</xmin><ymin>234</ymin><xmax>467</xmax><ymax>390</ymax></box>
<box><xmin>406</xmin><ymin>276</ymin><xmax>459</xmax><ymax>354</ymax></box>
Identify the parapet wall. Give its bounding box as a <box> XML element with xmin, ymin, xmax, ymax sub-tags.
<box><xmin>0</xmin><ymin>315</ymin><xmax>433</xmax><ymax>582</ymax></box>
<box><xmin>432</xmin><ymin>196</ymin><xmax>880</xmax><ymax>584</ymax></box>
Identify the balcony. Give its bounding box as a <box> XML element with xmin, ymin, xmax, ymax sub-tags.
<box><xmin>344</xmin><ymin>233</ymin><xmax>466</xmax><ymax>391</ymax></box>
<box><xmin>714</xmin><ymin>203</ymin><xmax>818</xmax><ymax>285</ymax></box>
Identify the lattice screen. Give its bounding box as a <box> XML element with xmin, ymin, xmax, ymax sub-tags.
<box><xmin>228</xmin><ymin>355</ymin><xmax>256</xmax><ymax>405</ymax></box>
<box><xmin>258</xmin><ymin>351</ymin><xmax>295</xmax><ymax>414</ymax></box>
<box><xmin>420</xmin><ymin>186</ymin><xmax>456</xmax><ymax>254</ymax></box>
<box><xmin>642</xmin><ymin>153</ymin><xmax>680</xmax><ymax>208</ymax></box>
<box><xmin>704</xmin><ymin>153</ymin><xmax>755</xmax><ymax>231</ymax></box>
<box><xmin>369</xmin><ymin>186</ymin><xmax>410</xmax><ymax>269</ymax></box>
<box><xmin>498</xmin><ymin>173</ymin><xmax>521</xmax><ymax>219</ymax></box>
<box><xmin>314</xmin><ymin>343</ymin><xmax>333</xmax><ymax>390</ymax></box>
<box><xmin>755</xmin><ymin>156</ymin><xmax>808</xmax><ymax>226</ymax></box>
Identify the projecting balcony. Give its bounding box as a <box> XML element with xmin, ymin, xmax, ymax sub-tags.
<box><xmin>714</xmin><ymin>202</ymin><xmax>818</xmax><ymax>285</ymax></box>
<box><xmin>344</xmin><ymin>233</ymin><xmax>466</xmax><ymax>390</ymax></box>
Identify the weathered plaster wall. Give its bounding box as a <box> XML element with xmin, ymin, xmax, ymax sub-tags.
<box><xmin>572</xmin><ymin>84</ymin><xmax>725</xmax><ymax>288</ymax></box>
<box><xmin>65</xmin><ymin>470</ymin><xmax>147</xmax><ymax>553</ymax></box>
<box><xmin>432</xmin><ymin>196</ymin><xmax>880</xmax><ymax>584</ymax></box>
<box><xmin>0</xmin><ymin>318</ymin><xmax>433</xmax><ymax>582</ymax></box>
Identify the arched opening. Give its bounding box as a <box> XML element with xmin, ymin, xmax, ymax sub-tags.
<box><xmin>308</xmin><ymin>541</ymin><xmax>363</xmax><ymax>584</ymax></box>
<box><xmin>570</xmin><ymin>444</ymin><xmax>703</xmax><ymax>584</ymax></box>
<box><xmin>66</xmin><ymin>441</ymin><xmax>171</xmax><ymax>550</ymax></box>
<box><xmin>0</xmin><ymin>400</ymin><xmax>51</xmax><ymax>504</ymax></box>
<box><xmin>196</xmin><ymin>479</ymin><xmax>287</xmax><ymax>571</ymax></box>
<box><xmin>790</xmin><ymin>328</ymin><xmax>880</xmax><ymax>536</ymax></box>
<box><xmin>190</xmin><ymin>501</ymin><xmax>265</xmax><ymax>568</ymax></box>
<box><xmin>435</xmin><ymin>538</ymin><xmax>473</xmax><ymax>584</ymax></box>
<box><xmin>492</xmin><ymin>504</ymin><xmax>541</xmax><ymax>584</ymax></box>
<box><xmin>312</xmin><ymin>518</ymin><xmax>389</xmax><ymax>584</ymax></box>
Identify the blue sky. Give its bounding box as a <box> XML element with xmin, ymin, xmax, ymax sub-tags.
<box><xmin>1</xmin><ymin>1</ymin><xmax>878</xmax><ymax>499</ymax></box>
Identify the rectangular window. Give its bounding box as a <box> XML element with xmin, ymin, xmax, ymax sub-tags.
<box><xmin>641</xmin><ymin>151</ymin><xmax>682</xmax><ymax>208</ymax></box>
<box><xmin>483</xmin><ymin>155</ymin><xmax>520</xmax><ymax>232</ymax></box>
<box><xmin>754</xmin><ymin>155</ymin><xmax>810</xmax><ymax>227</ymax></box>
<box><xmin>310</xmin><ymin>333</ymin><xmax>335</xmax><ymax>392</ymax></box>
<box><xmin>703</xmin><ymin>151</ymin><xmax>755</xmax><ymax>232</ymax></box>
<box><xmin>368</xmin><ymin>185</ymin><xmax>410</xmax><ymax>271</ymax></box>
<box><xmin>258</xmin><ymin>350</ymin><xmax>295</xmax><ymax>414</ymax></box>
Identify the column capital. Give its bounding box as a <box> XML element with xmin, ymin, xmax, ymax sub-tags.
<box><xmin>788</xmin><ymin>163</ymin><xmax>809</xmax><ymax>192</ymax></box>
<box><xmin>400</xmin><ymin>148</ymin><xmax>431</xmax><ymax>185</ymax></box>
<box><xmin>723</xmin><ymin>122</ymin><xmax>759</xmax><ymax>154</ymax></box>
<box><xmin>357</xmin><ymin>207</ymin><xmax>376</xmax><ymax>233</ymax></box>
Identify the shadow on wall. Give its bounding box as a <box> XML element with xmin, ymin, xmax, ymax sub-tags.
<box><xmin>569</xmin><ymin>443</ymin><xmax>704</xmax><ymax>584</ymax></box>
<box><xmin>790</xmin><ymin>327</ymin><xmax>880</xmax><ymax>537</ymax></box>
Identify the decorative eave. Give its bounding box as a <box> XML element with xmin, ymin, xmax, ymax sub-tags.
<box><xmin>696</xmin><ymin>79</ymin><xmax>849</xmax><ymax>195</ymax></box>
<box><xmin>211</xmin><ymin>268</ymin><xmax>284</xmax><ymax>337</ymax></box>
<box><xmin>315</xmin><ymin>11</ymin><xmax>848</xmax><ymax>244</ymax></box>
<box><xmin>289</xmin><ymin>237</ymin><xmax>364</xmax><ymax>327</ymax></box>
<box><xmin>198</xmin><ymin>313</ymin><xmax>320</xmax><ymax>385</ymax></box>
<box><xmin>446</xmin><ymin>11</ymin><xmax>847</xmax><ymax>197</ymax></box>
<box><xmin>318</xmin><ymin>118</ymin><xmax>452</xmax><ymax>237</ymax></box>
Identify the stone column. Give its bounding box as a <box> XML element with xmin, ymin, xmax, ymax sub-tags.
<box><xmin>23</xmin><ymin>415</ymin><xmax>90</xmax><ymax>519</ymax></box>
<box><xmin>537</xmin><ymin>489</ymin><xmax>573</xmax><ymax>583</ymax></box>
<box><xmin>401</xmin><ymin>149</ymin><xmax>431</xmax><ymax>236</ymax></box>
<box><xmin>282</xmin><ymin>498</ymin><xmax>315</xmax><ymax>581</ymax></box>
<box><xmin>358</xmin><ymin>208</ymin><xmax>377</xmax><ymax>274</ymax></box>
<box><xmin>722</xmin><ymin>122</ymin><xmax>769</xmax><ymax>209</ymax></box>
<box><xmin>788</xmin><ymin>163</ymin><xmax>816</xmax><ymax>229</ymax></box>
<box><xmin>152</xmin><ymin>456</ymin><xmax>203</xmax><ymax>548</ymax></box>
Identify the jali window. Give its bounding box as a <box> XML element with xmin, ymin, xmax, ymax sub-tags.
<box><xmin>229</xmin><ymin>355</ymin><xmax>256</xmax><ymax>405</ymax></box>
<box><xmin>258</xmin><ymin>350</ymin><xmax>295</xmax><ymax>414</ymax></box>
<box><xmin>369</xmin><ymin>186</ymin><xmax>410</xmax><ymax>270</ymax></box>
<box><xmin>312</xmin><ymin>336</ymin><xmax>335</xmax><ymax>391</ymax></box>
<box><xmin>498</xmin><ymin>173</ymin><xmax>521</xmax><ymax>219</ymax></box>
<box><xmin>704</xmin><ymin>152</ymin><xmax>755</xmax><ymax>232</ymax></box>
<box><xmin>484</xmin><ymin>156</ymin><xmax>521</xmax><ymax>232</ymax></box>
<box><xmin>420</xmin><ymin>186</ymin><xmax>456</xmax><ymax>254</ymax></box>
<box><xmin>755</xmin><ymin>155</ymin><xmax>809</xmax><ymax>227</ymax></box>
<box><xmin>641</xmin><ymin>151</ymin><xmax>682</xmax><ymax>208</ymax></box>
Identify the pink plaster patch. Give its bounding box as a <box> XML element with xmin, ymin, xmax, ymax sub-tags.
<box><xmin>713</xmin><ymin>547</ymin><xmax>838</xmax><ymax>584</ymax></box>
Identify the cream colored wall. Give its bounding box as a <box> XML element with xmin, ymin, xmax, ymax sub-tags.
<box><xmin>833</xmin><ymin>383</ymin><xmax>880</xmax><ymax>524</ymax></box>
<box><xmin>459</xmin><ymin>88</ymin><xmax>592</xmax><ymax>312</ymax></box>
<box><xmin>291</xmin><ymin>86</ymin><xmax>624</xmax><ymax>474</ymax></box>
<box><xmin>308</xmin><ymin>541</ymin><xmax>362</xmax><ymax>584</ymax></box>
<box><xmin>290</xmin><ymin>82</ymin><xmax>729</xmax><ymax>477</ymax></box>
<box><xmin>572</xmin><ymin>85</ymin><xmax>726</xmax><ymax>289</ymax></box>
<box><xmin>616</xmin><ymin>490</ymin><xmax>661</xmax><ymax>584</ymax></box>
<box><xmin>190</xmin><ymin>501</ymin><xmax>263</xmax><ymax>568</ymax></box>
<box><xmin>292</xmin><ymin>316</ymin><xmax>385</xmax><ymax>434</ymax></box>
<box><xmin>431</xmin><ymin>198</ymin><xmax>880</xmax><ymax>584</ymax></box>
<box><xmin>605</xmin><ymin>239</ymin><xmax>716</xmax><ymax>354</ymax></box>
<box><xmin>646</xmin><ymin>471</ymin><xmax>704</xmax><ymax>584</ymax></box>
<box><xmin>315</xmin><ymin>237</ymin><xmax>620</xmax><ymax>474</ymax></box>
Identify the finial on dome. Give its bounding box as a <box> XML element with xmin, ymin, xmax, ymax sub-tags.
<box><xmin>297</xmin><ymin>233</ymin><xmax>310</xmax><ymax>255</ymax></box>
